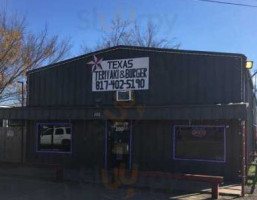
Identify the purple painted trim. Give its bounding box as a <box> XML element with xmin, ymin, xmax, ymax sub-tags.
<box><xmin>173</xmin><ymin>157</ymin><xmax>226</xmax><ymax>163</ymax></box>
<box><xmin>172</xmin><ymin>125</ymin><xmax>176</xmax><ymax>161</ymax></box>
<box><xmin>224</xmin><ymin>126</ymin><xmax>226</xmax><ymax>162</ymax></box>
<box><xmin>172</xmin><ymin>125</ymin><xmax>226</xmax><ymax>163</ymax></box>
<box><xmin>35</xmin><ymin>123</ymin><xmax>39</xmax><ymax>153</ymax></box>
<box><xmin>129</xmin><ymin>120</ymin><xmax>133</xmax><ymax>170</ymax></box>
<box><xmin>104</xmin><ymin>120</ymin><xmax>108</xmax><ymax>168</ymax></box>
<box><xmin>36</xmin><ymin>122</ymin><xmax>72</xmax><ymax>154</ymax></box>
<box><xmin>174</xmin><ymin>125</ymin><xmax>226</xmax><ymax>128</ymax></box>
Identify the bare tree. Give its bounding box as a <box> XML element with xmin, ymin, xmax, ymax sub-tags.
<box><xmin>131</xmin><ymin>20</ymin><xmax>180</xmax><ymax>48</ymax></box>
<box><xmin>82</xmin><ymin>16</ymin><xmax>180</xmax><ymax>52</ymax></box>
<box><xmin>0</xmin><ymin>10</ymin><xmax>71</xmax><ymax>105</ymax></box>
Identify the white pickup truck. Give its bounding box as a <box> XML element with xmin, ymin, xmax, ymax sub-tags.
<box><xmin>40</xmin><ymin>127</ymin><xmax>71</xmax><ymax>146</ymax></box>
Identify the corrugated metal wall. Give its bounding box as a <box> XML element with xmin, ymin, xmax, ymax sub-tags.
<box><xmin>26</xmin><ymin>120</ymin><xmax>105</xmax><ymax>168</ymax></box>
<box><xmin>27</xmin><ymin>47</ymin><xmax>245</xmax><ymax>107</ymax></box>
<box><xmin>245</xmin><ymin>70</ymin><xmax>257</xmax><ymax>161</ymax></box>
<box><xmin>26</xmin><ymin>119</ymin><xmax>242</xmax><ymax>180</ymax></box>
<box><xmin>132</xmin><ymin>120</ymin><xmax>242</xmax><ymax>181</ymax></box>
<box><xmin>23</xmin><ymin>47</ymin><xmax>254</xmax><ymax>181</ymax></box>
<box><xmin>0</xmin><ymin>127</ymin><xmax>22</xmax><ymax>162</ymax></box>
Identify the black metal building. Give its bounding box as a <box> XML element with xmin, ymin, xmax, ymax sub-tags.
<box><xmin>0</xmin><ymin>45</ymin><xmax>255</xmax><ymax>181</ymax></box>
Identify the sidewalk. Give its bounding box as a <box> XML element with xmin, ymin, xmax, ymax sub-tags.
<box><xmin>0</xmin><ymin>175</ymin><xmax>244</xmax><ymax>200</ymax></box>
<box><xmin>0</xmin><ymin>166</ymin><xmax>244</xmax><ymax>200</ymax></box>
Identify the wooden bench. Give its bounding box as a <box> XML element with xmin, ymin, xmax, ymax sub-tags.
<box><xmin>142</xmin><ymin>171</ymin><xmax>224</xmax><ymax>199</ymax></box>
<box><xmin>0</xmin><ymin>162</ymin><xmax>63</xmax><ymax>181</ymax></box>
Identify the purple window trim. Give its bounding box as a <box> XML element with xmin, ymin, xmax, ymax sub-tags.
<box><xmin>36</xmin><ymin>122</ymin><xmax>73</xmax><ymax>154</ymax></box>
<box><xmin>129</xmin><ymin>120</ymin><xmax>133</xmax><ymax>170</ymax></box>
<box><xmin>172</xmin><ymin>125</ymin><xmax>226</xmax><ymax>163</ymax></box>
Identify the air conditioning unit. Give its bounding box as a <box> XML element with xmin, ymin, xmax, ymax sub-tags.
<box><xmin>116</xmin><ymin>90</ymin><xmax>134</xmax><ymax>102</ymax></box>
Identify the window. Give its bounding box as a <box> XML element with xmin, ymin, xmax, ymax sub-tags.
<box><xmin>55</xmin><ymin>128</ymin><xmax>64</xmax><ymax>135</ymax></box>
<box><xmin>116</xmin><ymin>90</ymin><xmax>133</xmax><ymax>101</ymax></box>
<box><xmin>173</xmin><ymin>125</ymin><xmax>226</xmax><ymax>162</ymax></box>
<box><xmin>42</xmin><ymin>128</ymin><xmax>53</xmax><ymax>136</ymax></box>
<box><xmin>8</xmin><ymin>120</ymin><xmax>23</xmax><ymax>127</ymax></box>
<box><xmin>2</xmin><ymin>119</ymin><xmax>23</xmax><ymax>127</ymax></box>
<box><xmin>37</xmin><ymin>123</ymin><xmax>72</xmax><ymax>153</ymax></box>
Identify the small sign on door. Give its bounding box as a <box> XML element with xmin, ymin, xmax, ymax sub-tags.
<box><xmin>7</xmin><ymin>130</ymin><xmax>14</xmax><ymax>137</ymax></box>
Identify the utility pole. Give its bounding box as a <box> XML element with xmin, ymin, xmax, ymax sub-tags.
<box><xmin>17</xmin><ymin>81</ymin><xmax>24</xmax><ymax>107</ymax></box>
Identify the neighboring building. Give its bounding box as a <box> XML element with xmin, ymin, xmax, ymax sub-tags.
<box><xmin>0</xmin><ymin>46</ymin><xmax>255</xmax><ymax>181</ymax></box>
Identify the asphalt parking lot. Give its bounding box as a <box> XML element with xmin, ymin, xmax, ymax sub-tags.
<box><xmin>0</xmin><ymin>166</ymin><xmax>248</xmax><ymax>200</ymax></box>
<box><xmin>0</xmin><ymin>174</ymin><xmax>246</xmax><ymax>200</ymax></box>
<box><xmin>0</xmin><ymin>175</ymin><xmax>174</xmax><ymax>200</ymax></box>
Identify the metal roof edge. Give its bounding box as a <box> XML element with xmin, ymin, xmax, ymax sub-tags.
<box><xmin>26</xmin><ymin>45</ymin><xmax>247</xmax><ymax>75</ymax></box>
<box><xmin>0</xmin><ymin>103</ymin><xmax>248</xmax><ymax>110</ymax></box>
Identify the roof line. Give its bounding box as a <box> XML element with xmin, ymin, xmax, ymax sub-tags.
<box><xmin>27</xmin><ymin>45</ymin><xmax>246</xmax><ymax>75</ymax></box>
<box><xmin>2</xmin><ymin>102</ymin><xmax>248</xmax><ymax>110</ymax></box>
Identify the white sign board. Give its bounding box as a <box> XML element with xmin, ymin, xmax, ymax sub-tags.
<box><xmin>88</xmin><ymin>56</ymin><xmax>149</xmax><ymax>92</ymax></box>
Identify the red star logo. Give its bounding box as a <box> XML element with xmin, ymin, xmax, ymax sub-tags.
<box><xmin>87</xmin><ymin>55</ymin><xmax>103</xmax><ymax>71</ymax></box>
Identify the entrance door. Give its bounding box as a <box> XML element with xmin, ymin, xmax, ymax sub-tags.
<box><xmin>106</xmin><ymin>121</ymin><xmax>132</xmax><ymax>169</ymax></box>
<box><xmin>0</xmin><ymin>127</ymin><xmax>22</xmax><ymax>162</ymax></box>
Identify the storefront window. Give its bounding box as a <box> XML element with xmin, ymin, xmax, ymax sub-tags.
<box><xmin>173</xmin><ymin>125</ymin><xmax>226</xmax><ymax>162</ymax></box>
<box><xmin>37</xmin><ymin>123</ymin><xmax>72</xmax><ymax>153</ymax></box>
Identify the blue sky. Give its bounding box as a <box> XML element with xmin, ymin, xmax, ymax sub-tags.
<box><xmin>2</xmin><ymin>0</ymin><xmax>257</xmax><ymax>71</ymax></box>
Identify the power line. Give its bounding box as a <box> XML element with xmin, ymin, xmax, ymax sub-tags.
<box><xmin>197</xmin><ymin>0</ymin><xmax>257</xmax><ymax>7</ymax></box>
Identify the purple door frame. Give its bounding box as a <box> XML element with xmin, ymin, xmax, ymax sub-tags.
<box><xmin>105</xmin><ymin>120</ymin><xmax>133</xmax><ymax>169</ymax></box>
